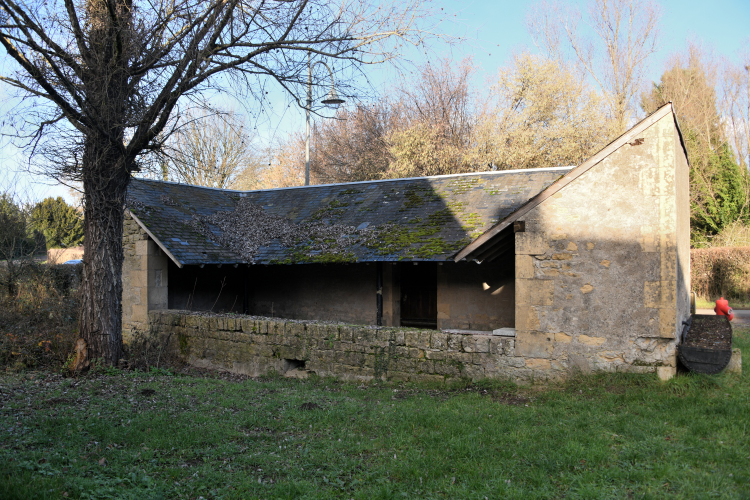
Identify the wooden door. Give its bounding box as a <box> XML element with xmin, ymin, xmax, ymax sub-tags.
<box><xmin>400</xmin><ymin>263</ymin><xmax>437</xmax><ymax>329</ymax></box>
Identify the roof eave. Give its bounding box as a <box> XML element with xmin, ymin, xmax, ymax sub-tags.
<box><xmin>126</xmin><ymin>209</ymin><xmax>185</xmax><ymax>269</ymax></box>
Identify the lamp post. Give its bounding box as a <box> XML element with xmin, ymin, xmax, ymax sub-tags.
<box><xmin>305</xmin><ymin>55</ymin><xmax>344</xmax><ymax>185</ymax></box>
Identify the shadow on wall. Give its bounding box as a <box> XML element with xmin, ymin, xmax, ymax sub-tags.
<box><xmin>167</xmin><ymin>260</ymin><xmax>245</xmax><ymax>313</ymax></box>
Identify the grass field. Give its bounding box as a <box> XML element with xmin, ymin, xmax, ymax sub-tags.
<box><xmin>1</xmin><ymin>329</ymin><xmax>748</xmax><ymax>500</ymax></box>
<box><xmin>696</xmin><ymin>297</ymin><xmax>750</xmax><ymax>310</ymax></box>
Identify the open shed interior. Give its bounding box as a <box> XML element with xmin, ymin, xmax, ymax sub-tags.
<box><xmin>166</xmin><ymin>259</ymin><xmax>515</xmax><ymax>332</ymax></box>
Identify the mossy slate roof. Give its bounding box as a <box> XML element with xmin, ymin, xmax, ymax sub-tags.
<box><xmin>126</xmin><ymin>167</ymin><xmax>572</xmax><ymax>265</ymax></box>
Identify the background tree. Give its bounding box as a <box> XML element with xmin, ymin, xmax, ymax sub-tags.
<box><xmin>0</xmin><ymin>0</ymin><xmax>431</xmax><ymax>365</ymax></box>
<box><xmin>528</xmin><ymin>0</ymin><xmax>660</xmax><ymax>133</ymax></box>
<box><xmin>384</xmin><ymin>57</ymin><xmax>488</xmax><ymax>178</ymax></box>
<box><xmin>238</xmin><ymin>132</ymin><xmax>308</xmax><ymax>190</ymax></box>
<box><xmin>159</xmin><ymin>110</ymin><xmax>261</xmax><ymax>189</ymax></box>
<box><xmin>483</xmin><ymin>52</ymin><xmax>613</xmax><ymax>170</ymax></box>
<box><xmin>29</xmin><ymin>197</ymin><xmax>84</xmax><ymax>249</ymax></box>
<box><xmin>0</xmin><ymin>192</ymin><xmax>37</xmax><ymax>297</ymax></box>
<box><xmin>642</xmin><ymin>45</ymin><xmax>750</xmax><ymax>245</ymax></box>
<box><xmin>721</xmin><ymin>52</ymin><xmax>750</xmax><ymax>169</ymax></box>
<box><xmin>310</xmin><ymin>102</ymin><xmax>395</xmax><ymax>183</ymax></box>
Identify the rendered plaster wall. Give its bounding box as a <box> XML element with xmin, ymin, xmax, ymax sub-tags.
<box><xmin>514</xmin><ymin>113</ymin><xmax>690</xmax><ymax>378</ymax></box>
<box><xmin>122</xmin><ymin>214</ymin><xmax>169</xmax><ymax>343</ymax></box>
<box><xmin>437</xmin><ymin>261</ymin><xmax>515</xmax><ymax>331</ymax></box>
<box><xmin>148</xmin><ymin>310</ymin><xmax>538</xmax><ymax>382</ymax></box>
<box><xmin>245</xmin><ymin>264</ymin><xmax>378</xmax><ymax>325</ymax></box>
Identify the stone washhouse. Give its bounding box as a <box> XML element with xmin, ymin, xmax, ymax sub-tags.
<box><xmin>123</xmin><ymin>103</ymin><xmax>690</xmax><ymax>382</ymax></box>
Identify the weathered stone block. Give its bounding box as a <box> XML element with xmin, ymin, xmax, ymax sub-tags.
<box><xmin>404</xmin><ymin>331</ymin><xmax>419</xmax><ymax>348</ymax></box>
<box><xmin>515</xmin><ymin>330</ymin><xmax>553</xmax><ymax>358</ymax></box>
<box><xmin>656</xmin><ymin>366</ymin><xmax>676</xmax><ymax>381</ymax></box>
<box><xmin>135</xmin><ymin>240</ymin><xmax>149</xmax><ymax>256</ymax></box>
<box><xmin>433</xmin><ymin>361</ymin><xmax>461</xmax><ymax>377</ymax></box>
<box><xmin>241</xmin><ymin>318</ymin><xmax>257</xmax><ymax>333</ymax></box>
<box><xmin>461</xmin><ymin>363</ymin><xmax>485</xmax><ymax>380</ymax></box>
<box><xmin>644</xmin><ymin>281</ymin><xmax>676</xmax><ymax>309</ymax></box>
<box><xmin>727</xmin><ymin>348</ymin><xmax>742</xmax><ymax>374</ymax></box>
<box><xmin>658</xmin><ymin>308</ymin><xmax>676</xmax><ymax>338</ymax></box>
<box><xmin>415</xmin><ymin>358</ymin><xmax>434</xmax><ymax>374</ymax></box>
<box><xmin>515</xmin><ymin>232</ymin><xmax>549</xmax><ymax>255</ymax></box>
<box><xmin>338</xmin><ymin>326</ymin><xmax>352</xmax><ymax>343</ymax></box>
<box><xmin>515</xmin><ymin>254</ymin><xmax>535</xmax><ymax>279</ymax></box>
<box><xmin>425</xmin><ymin>350</ymin><xmax>447</xmax><ymax>361</ymax></box>
<box><xmin>449</xmin><ymin>352</ymin><xmax>473</xmax><ymax>364</ymax></box>
<box><xmin>473</xmin><ymin>336</ymin><xmax>490</xmax><ymax>353</ymax></box>
<box><xmin>386</xmin><ymin>371</ymin><xmax>412</xmax><ymax>382</ymax></box>
<box><xmin>525</xmin><ymin>358</ymin><xmax>551</xmax><ymax>370</ymax></box>
<box><xmin>554</xmin><ymin>332</ymin><xmax>572</xmax><ymax>343</ymax></box>
<box><xmin>287</xmin><ymin>322</ymin><xmax>304</xmax><ymax>337</ymax></box>
<box><xmin>516</xmin><ymin>279</ymin><xmax>554</xmax><ymax>306</ymax></box>
<box><xmin>431</xmin><ymin>332</ymin><xmax>448</xmax><ymax>350</ymax></box>
<box><xmin>489</xmin><ymin>337</ymin><xmax>504</xmax><ymax>355</ymax></box>
<box><xmin>392</xmin><ymin>330</ymin><xmax>405</xmax><ymax>346</ymax></box>
<box><xmin>391</xmin><ymin>357</ymin><xmax>415</xmax><ymax>373</ymax></box>
<box><xmin>515</xmin><ymin>306</ymin><xmax>541</xmax><ymax>331</ymax></box>
<box><xmin>446</xmin><ymin>334</ymin><xmax>462</xmax><ymax>351</ymax></box>
<box><xmin>578</xmin><ymin>335</ymin><xmax>606</xmax><ymax>347</ymax></box>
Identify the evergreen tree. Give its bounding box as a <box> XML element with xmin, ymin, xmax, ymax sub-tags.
<box><xmin>29</xmin><ymin>197</ymin><xmax>84</xmax><ymax>249</ymax></box>
<box><xmin>642</xmin><ymin>47</ymin><xmax>750</xmax><ymax>245</ymax></box>
<box><xmin>0</xmin><ymin>193</ymin><xmax>29</xmax><ymax>257</ymax></box>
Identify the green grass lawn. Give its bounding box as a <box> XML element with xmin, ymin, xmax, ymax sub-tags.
<box><xmin>2</xmin><ymin>329</ymin><xmax>749</xmax><ymax>500</ymax></box>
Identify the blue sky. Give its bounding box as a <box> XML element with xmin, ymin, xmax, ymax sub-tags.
<box><xmin>2</xmin><ymin>0</ymin><xmax>748</xmax><ymax>202</ymax></box>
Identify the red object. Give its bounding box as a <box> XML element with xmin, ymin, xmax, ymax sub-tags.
<box><xmin>714</xmin><ymin>297</ymin><xmax>734</xmax><ymax>321</ymax></box>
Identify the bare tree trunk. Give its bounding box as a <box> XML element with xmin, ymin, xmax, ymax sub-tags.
<box><xmin>78</xmin><ymin>140</ymin><xmax>130</xmax><ymax>366</ymax></box>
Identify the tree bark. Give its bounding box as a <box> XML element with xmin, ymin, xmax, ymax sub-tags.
<box><xmin>78</xmin><ymin>139</ymin><xmax>130</xmax><ymax>366</ymax></box>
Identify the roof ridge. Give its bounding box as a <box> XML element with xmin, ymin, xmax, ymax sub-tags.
<box><xmin>131</xmin><ymin>166</ymin><xmax>575</xmax><ymax>195</ymax></box>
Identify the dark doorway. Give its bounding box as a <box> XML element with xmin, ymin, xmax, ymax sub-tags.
<box><xmin>400</xmin><ymin>263</ymin><xmax>437</xmax><ymax>328</ymax></box>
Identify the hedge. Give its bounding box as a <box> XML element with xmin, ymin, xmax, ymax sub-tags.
<box><xmin>691</xmin><ymin>246</ymin><xmax>750</xmax><ymax>300</ymax></box>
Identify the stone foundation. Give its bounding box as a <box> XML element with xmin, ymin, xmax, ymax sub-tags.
<box><xmin>147</xmin><ymin>310</ymin><xmax>674</xmax><ymax>382</ymax></box>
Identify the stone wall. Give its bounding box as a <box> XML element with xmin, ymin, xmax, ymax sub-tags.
<box><xmin>513</xmin><ymin>112</ymin><xmax>689</xmax><ymax>379</ymax></box>
<box><xmin>122</xmin><ymin>213</ymin><xmax>170</xmax><ymax>343</ymax></box>
<box><xmin>147</xmin><ymin>310</ymin><xmax>544</xmax><ymax>382</ymax></box>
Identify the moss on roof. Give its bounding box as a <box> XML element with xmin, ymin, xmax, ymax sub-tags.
<box><xmin>126</xmin><ymin>168</ymin><xmax>571</xmax><ymax>265</ymax></box>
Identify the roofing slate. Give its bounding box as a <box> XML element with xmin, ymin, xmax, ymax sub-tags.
<box><xmin>126</xmin><ymin>167</ymin><xmax>572</xmax><ymax>266</ymax></box>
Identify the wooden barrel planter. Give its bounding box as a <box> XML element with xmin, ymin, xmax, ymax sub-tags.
<box><xmin>678</xmin><ymin>314</ymin><xmax>733</xmax><ymax>374</ymax></box>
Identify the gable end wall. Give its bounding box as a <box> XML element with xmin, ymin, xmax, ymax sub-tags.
<box><xmin>514</xmin><ymin>113</ymin><xmax>689</xmax><ymax>376</ymax></box>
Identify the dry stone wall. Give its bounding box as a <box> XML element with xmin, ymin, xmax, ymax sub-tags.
<box><xmin>147</xmin><ymin>310</ymin><xmax>551</xmax><ymax>382</ymax></box>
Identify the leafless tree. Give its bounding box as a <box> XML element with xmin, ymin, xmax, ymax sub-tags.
<box><xmin>641</xmin><ymin>44</ymin><xmax>724</xmax><ymax>162</ymax></box>
<box><xmin>253</xmin><ymin>132</ymin><xmax>307</xmax><ymax>189</ymax></box>
<box><xmin>528</xmin><ymin>0</ymin><xmax>660</xmax><ymax>133</ymax></box>
<box><xmin>0</xmin><ymin>0</ymin><xmax>434</xmax><ymax>366</ymax></box>
<box><xmin>642</xmin><ymin>45</ymin><xmax>750</xmax><ymax>241</ymax></box>
<box><xmin>310</xmin><ymin>102</ymin><xmax>395</xmax><ymax>183</ymax></box>
<box><xmin>159</xmin><ymin>110</ymin><xmax>258</xmax><ymax>189</ymax></box>
<box><xmin>721</xmin><ymin>50</ymin><xmax>750</xmax><ymax>169</ymax></box>
<box><xmin>384</xmin><ymin>57</ymin><xmax>483</xmax><ymax>177</ymax></box>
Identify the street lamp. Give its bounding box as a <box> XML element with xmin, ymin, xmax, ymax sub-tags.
<box><xmin>305</xmin><ymin>56</ymin><xmax>345</xmax><ymax>186</ymax></box>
